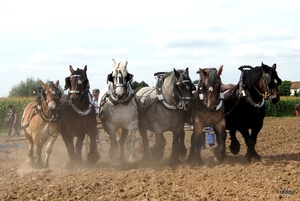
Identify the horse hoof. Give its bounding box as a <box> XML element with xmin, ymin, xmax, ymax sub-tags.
<box><xmin>229</xmin><ymin>144</ymin><xmax>240</xmax><ymax>155</ymax></box>
<box><xmin>87</xmin><ymin>151</ymin><xmax>100</xmax><ymax>165</ymax></box>
<box><xmin>150</xmin><ymin>147</ymin><xmax>164</xmax><ymax>161</ymax></box>
<box><xmin>214</xmin><ymin>150</ymin><xmax>226</xmax><ymax>162</ymax></box>
<box><xmin>128</xmin><ymin>156</ymin><xmax>136</xmax><ymax>163</ymax></box>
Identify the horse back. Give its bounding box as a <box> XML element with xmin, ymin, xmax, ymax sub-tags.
<box><xmin>21</xmin><ymin>102</ymin><xmax>37</xmax><ymax>127</ymax></box>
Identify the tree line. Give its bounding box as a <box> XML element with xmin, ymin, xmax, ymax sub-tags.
<box><xmin>8</xmin><ymin>77</ymin><xmax>149</xmax><ymax>97</ymax></box>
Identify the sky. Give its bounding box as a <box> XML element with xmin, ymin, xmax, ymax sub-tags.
<box><xmin>1</xmin><ymin>0</ymin><xmax>300</xmax><ymax>97</ymax></box>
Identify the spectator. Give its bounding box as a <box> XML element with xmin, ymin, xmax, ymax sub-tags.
<box><xmin>296</xmin><ymin>104</ymin><xmax>299</xmax><ymax>116</ymax></box>
<box><xmin>92</xmin><ymin>88</ymin><xmax>100</xmax><ymax>119</ymax></box>
<box><xmin>92</xmin><ymin>88</ymin><xmax>100</xmax><ymax>141</ymax></box>
<box><xmin>6</xmin><ymin>105</ymin><xmax>17</xmax><ymax>137</ymax></box>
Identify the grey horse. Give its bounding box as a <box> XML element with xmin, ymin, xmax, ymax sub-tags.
<box><xmin>136</xmin><ymin>68</ymin><xmax>195</xmax><ymax>165</ymax></box>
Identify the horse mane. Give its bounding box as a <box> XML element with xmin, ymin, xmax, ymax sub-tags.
<box><xmin>203</xmin><ymin>68</ymin><xmax>220</xmax><ymax>86</ymax></box>
<box><xmin>239</xmin><ymin>65</ymin><xmax>263</xmax><ymax>89</ymax></box>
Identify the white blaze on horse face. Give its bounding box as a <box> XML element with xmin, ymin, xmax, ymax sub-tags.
<box><xmin>112</xmin><ymin>62</ymin><xmax>128</xmax><ymax>100</ymax></box>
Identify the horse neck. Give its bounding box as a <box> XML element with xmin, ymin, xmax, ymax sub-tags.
<box><xmin>39</xmin><ymin>98</ymin><xmax>53</xmax><ymax>118</ymax></box>
<box><xmin>162</xmin><ymin>75</ymin><xmax>179</xmax><ymax>103</ymax></box>
<box><xmin>73</xmin><ymin>94</ymin><xmax>90</xmax><ymax>110</ymax></box>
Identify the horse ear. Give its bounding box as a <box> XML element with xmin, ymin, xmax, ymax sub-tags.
<box><xmin>173</xmin><ymin>68</ymin><xmax>180</xmax><ymax>78</ymax></box>
<box><xmin>272</xmin><ymin>63</ymin><xmax>276</xmax><ymax>70</ymax></box>
<box><xmin>185</xmin><ymin>67</ymin><xmax>189</xmax><ymax>75</ymax></box>
<box><xmin>83</xmin><ymin>65</ymin><xmax>87</xmax><ymax>72</ymax></box>
<box><xmin>40</xmin><ymin>81</ymin><xmax>47</xmax><ymax>89</ymax></box>
<box><xmin>69</xmin><ymin>65</ymin><xmax>75</xmax><ymax>74</ymax></box>
<box><xmin>261</xmin><ymin>64</ymin><xmax>269</xmax><ymax>73</ymax></box>
<box><xmin>200</xmin><ymin>68</ymin><xmax>207</xmax><ymax>77</ymax></box>
<box><xmin>217</xmin><ymin>65</ymin><xmax>223</xmax><ymax>76</ymax></box>
<box><xmin>125</xmin><ymin>58</ymin><xmax>128</xmax><ymax>67</ymax></box>
<box><xmin>55</xmin><ymin>80</ymin><xmax>59</xmax><ymax>87</ymax></box>
<box><xmin>112</xmin><ymin>59</ymin><xmax>116</xmax><ymax>68</ymax></box>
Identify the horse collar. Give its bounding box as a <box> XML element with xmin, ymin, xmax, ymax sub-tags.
<box><xmin>155</xmin><ymin>73</ymin><xmax>183</xmax><ymax>110</ymax></box>
<box><xmin>107</xmin><ymin>84</ymin><xmax>135</xmax><ymax>105</ymax></box>
<box><xmin>68</xmin><ymin>94</ymin><xmax>93</xmax><ymax>116</ymax></box>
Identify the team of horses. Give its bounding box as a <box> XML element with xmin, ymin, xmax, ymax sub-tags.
<box><xmin>20</xmin><ymin>59</ymin><xmax>281</xmax><ymax>168</ymax></box>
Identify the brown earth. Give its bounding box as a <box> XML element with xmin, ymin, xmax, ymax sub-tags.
<box><xmin>0</xmin><ymin>117</ymin><xmax>300</xmax><ymax>201</ymax></box>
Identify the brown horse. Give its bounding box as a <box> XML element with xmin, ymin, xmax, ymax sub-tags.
<box><xmin>187</xmin><ymin>66</ymin><xmax>226</xmax><ymax>164</ymax></box>
<box><xmin>60</xmin><ymin>65</ymin><xmax>100</xmax><ymax>168</ymax></box>
<box><xmin>21</xmin><ymin>80</ymin><xmax>61</xmax><ymax>168</ymax></box>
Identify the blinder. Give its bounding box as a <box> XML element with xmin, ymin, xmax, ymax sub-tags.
<box><xmin>64</xmin><ymin>76</ymin><xmax>71</xmax><ymax>90</ymax></box>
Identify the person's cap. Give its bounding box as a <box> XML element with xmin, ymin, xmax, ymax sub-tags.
<box><xmin>92</xmin><ymin>89</ymin><xmax>100</xmax><ymax>94</ymax></box>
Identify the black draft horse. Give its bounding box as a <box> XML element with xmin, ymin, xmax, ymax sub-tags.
<box><xmin>223</xmin><ymin>62</ymin><xmax>281</xmax><ymax>161</ymax></box>
<box><xmin>60</xmin><ymin>65</ymin><xmax>100</xmax><ymax>168</ymax></box>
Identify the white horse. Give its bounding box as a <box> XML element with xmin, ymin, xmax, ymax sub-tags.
<box><xmin>99</xmin><ymin>58</ymin><xmax>138</xmax><ymax>165</ymax></box>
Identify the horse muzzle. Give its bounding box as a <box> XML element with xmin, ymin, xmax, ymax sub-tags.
<box><xmin>268</xmin><ymin>93</ymin><xmax>280</xmax><ymax>105</ymax></box>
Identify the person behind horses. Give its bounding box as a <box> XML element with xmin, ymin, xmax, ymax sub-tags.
<box><xmin>92</xmin><ymin>88</ymin><xmax>100</xmax><ymax>141</ymax></box>
<box><xmin>6</xmin><ymin>105</ymin><xmax>17</xmax><ymax>136</ymax></box>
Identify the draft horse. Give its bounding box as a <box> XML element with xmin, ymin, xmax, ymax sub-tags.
<box><xmin>99</xmin><ymin>58</ymin><xmax>138</xmax><ymax>166</ymax></box>
<box><xmin>223</xmin><ymin>62</ymin><xmax>281</xmax><ymax>161</ymax></box>
<box><xmin>136</xmin><ymin>68</ymin><xmax>195</xmax><ymax>165</ymax></box>
<box><xmin>60</xmin><ymin>65</ymin><xmax>100</xmax><ymax>167</ymax></box>
<box><xmin>21</xmin><ymin>80</ymin><xmax>61</xmax><ymax>168</ymax></box>
<box><xmin>188</xmin><ymin>66</ymin><xmax>227</xmax><ymax>164</ymax></box>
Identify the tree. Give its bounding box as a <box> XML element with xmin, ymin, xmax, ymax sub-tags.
<box><xmin>278</xmin><ymin>80</ymin><xmax>291</xmax><ymax>96</ymax></box>
<box><xmin>131</xmin><ymin>81</ymin><xmax>149</xmax><ymax>93</ymax></box>
<box><xmin>8</xmin><ymin>77</ymin><xmax>63</xmax><ymax>97</ymax></box>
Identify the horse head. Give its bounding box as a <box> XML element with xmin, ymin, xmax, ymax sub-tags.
<box><xmin>64</xmin><ymin>65</ymin><xmax>89</xmax><ymax>103</ymax></box>
<box><xmin>36</xmin><ymin>80</ymin><xmax>61</xmax><ymax>119</ymax></box>
<box><xmin>173</xmin><ymin>68</ymin><xmax>196</xmax><ymax>110</ymax></box>
<box><xmin>262</xmin><ymin>62</ymin><xmax>282</xmax><ymax>105</ymax></box>
<box><xmin>197</xmin><ymin>66</ymin><xmax>223</xmax><ymax>112</ymax></box>
<box><xmin>107</xmin><ymin>58</ymin><xmax>133</xmax><ymax>102</ymax></box>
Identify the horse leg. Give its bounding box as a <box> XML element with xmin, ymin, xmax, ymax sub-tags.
<box><xmin>87</xmin><ymin>127</ymin><xmax>100</xmax><ymax>165</ymax></box>
<box><xmin>25</xmin><ymin>132</ymin><xmax>35</xmax><ymax>166</ymax></box>
<box><xmin>229</xmin><ymin>130</ymin><xmax>241</xmax><ymax>155</ymax></box>
<box><xmin>169</xmin><ymin>129</ymin><xmax>184</xmax><ymax>166</ymax></box>
<box><xmin>249</xmin><ymin>126</ymin><xmax>263</xmax><ymax>160</ymax></box>
<box><xmin>239</xmin><ymin>129</ymin><xmax>255</xmax><ymax>162</ymax></box>
<box><xmin>127</xmin><ymin>121</ymin><xmax>138</xmax><ymax>163</ymax></box>
<box><xmin>139</xmin><ymin>126</ymin><xmax>150</xmax><ymax>161</ymax></box>
<box><xmin>178</xmin><ymin>129</ymin><xmax>187</xmax><ymax>160</ymax></box>
<box><xmin>75</xmin><ymin>134</ymin><xmax>85</xmax><ymax>163</ymax></box>
<box><xmin>118</xmin><ymin>129</ymin><xmax>128</xmax><ymax>162</ymax></box>
<box><xmin>61</xmin><ymin>134</ymin><xmax>76</xmax><ymax>168</ymax></box>
<box><xmin>213</xmin><ymin>122</ymin><xmax>227</xmax><ymax>162</ymax></box>
<box><xmin>43</xmin><ymin>136</ymin><xmax>57</xmax><ymax>168</ymax></box>
<box><xmin>107</xmin><ymin>128</ymin><xmax>121</xmax><ymax>166</ymax></box>
<box><xmin>150</xmin><ymin>131</ymin><xmax>166</xmax><ymax>161</ymax></box>
<box><xmin>33</xmin><ymin>137</ymin><xmax>43</xmax><ymax>168</ymax></box>
<box><xmin>188</xmin><ymin>124</ymin><xmax>203</xmax><ymax>165</ymax></box>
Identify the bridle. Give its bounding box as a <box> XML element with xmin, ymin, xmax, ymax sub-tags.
<box><xmin>198</xmin><ymin>69</ymin><xmax>224</xmax><ymax>111</ymax></box>
<box><xmin>155</xmin><ymin>70</ymin><xmax>195</xmax><ymax>110</ymax></box>
<box><xmin>238</xmin><ymin>67</ymin><xmax>272</xmax><ymax>108</ymax></box>
<box><xmin>106</xmin><ymin>69</ymin><xmax>134</xmax><ymax>105</ymax></box>
<box><xmin>35</xmin><ymin>84</ymin><xmax>61</xmax><ymax>122</ymax></box>
<box><xmin>65</xmin><ymin>69</ymin><xmax>93</xmax><ymax>116</ymax></box>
